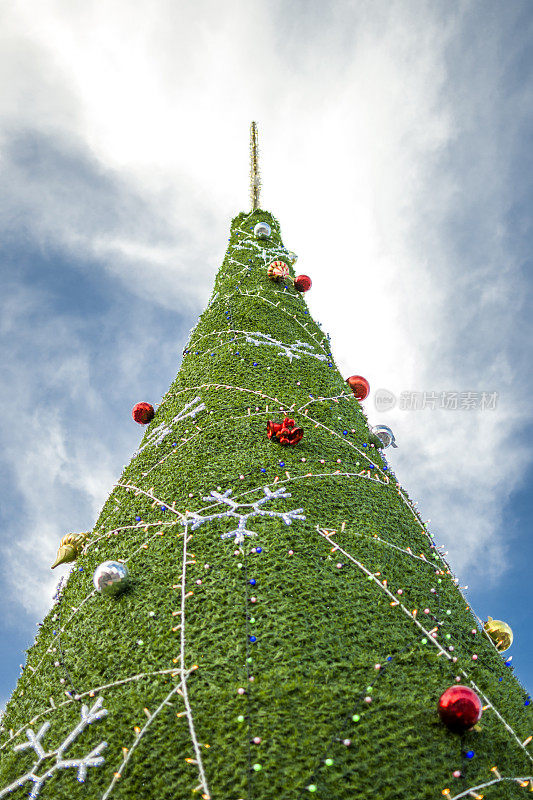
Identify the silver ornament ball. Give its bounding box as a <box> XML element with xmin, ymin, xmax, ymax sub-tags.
<box><xmin>93</xmin><ymin>560</ymin><xmax>130</xmax><ymax>596</ymax></box>
<box><xmin>254</xmin><ymin>222</ymin><xmax>271</xmax><ymax>239</ymax></box>
<box><xmin>371</xmin><ymin>425</ymin><xmax>397</xmax><ymax>449</ymax></box>
<box><xmin>286</xmin><ymin>250</ymin><xmax>298</xmax><ymax>264</ymax></box>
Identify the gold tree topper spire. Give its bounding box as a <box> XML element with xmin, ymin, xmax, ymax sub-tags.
<box><xmin>250</xmin><ymin>121</ymin><xmax>261</xmax><ymax>211</ymax></box>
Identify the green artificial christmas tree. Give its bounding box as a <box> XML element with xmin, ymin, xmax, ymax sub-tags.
<box><xmin>0</xmin><ymin>124</ymin><xmax>531</xmax><ymax>800</ymax></box>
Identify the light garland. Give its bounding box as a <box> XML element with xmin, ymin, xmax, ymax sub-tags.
<box><xmin>445</xmin><ymin>774</ymin><xmax>533</xmax><ymax>799</ymax></box>
<box><xmin>100</xmin><ymin>668</ymin><xmax>203</xmax><ymax>800</ymax></box>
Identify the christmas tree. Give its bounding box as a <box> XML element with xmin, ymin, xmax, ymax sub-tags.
<box><xmin>0</xmin><ymin>124</ymin><xmax>531</xmax><ymax>800</ymax></box>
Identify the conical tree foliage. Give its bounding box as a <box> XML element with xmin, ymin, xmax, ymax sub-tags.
<box><xmin>0</xmin><ymin>209</ymin><xmax>531</xmax><ymax>800</ymax></box>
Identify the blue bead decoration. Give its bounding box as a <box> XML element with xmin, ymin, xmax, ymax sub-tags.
<box><xmin>250</xmin><ymin>636</ymin><xmax>257</xmax><ymax>643</ymax></box>
<box><xmin>279</xmin><ymin>462</ymin><xmax>285</xmax><ymax>467</ymax></box>
<box><xmin>260</xmin><ymin>468</ymin><xmax>266</xmax><ymax>473</ymax></box>
<box><xmin>343</xmin><ymin>431</ymin><xmax>348</xmax><ymax>436</ymax></box>
<box><xmin>161</xmin><ymin>506</ymin><xmax>166</xmax><ymax>511</ymax></box>
<box><xmin>465</xmin><ymin>751</ymin><xmax>474</xmax><ymax>759</ymax></box>
<box><xmin>135</xmin><ymin>516</ymin><xmax>141</xmax><ymax>521</ymax></box>
<box><xmin>256</xmin><ymin>547</ymin><xmax>262</xmax><ymax>553</ymax></box>
<box><xmin>249</xmin><ymin>579</ymin><xmax>256</xmax><ymax>586</ymax></box>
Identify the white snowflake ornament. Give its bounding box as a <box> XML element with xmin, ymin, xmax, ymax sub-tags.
<box><xmin>186</xmin><ymin>486</ymin><xmax>305</xmax><ymax>544</ymax></box>
<box><xmin>243</xmin><ymin>331</ymin><xmax>328</xmax><ymax>364</ymax></box>
<box><xmin>0</xmin><ymin>697</ymin><xmax>108</xmax><ymax>799</ymax></box>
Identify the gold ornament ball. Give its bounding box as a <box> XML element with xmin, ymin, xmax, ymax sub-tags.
<box><xmin>483</xmin><ymin>617</ymin><xmax>513</xmax><ymax>652</ymax></box>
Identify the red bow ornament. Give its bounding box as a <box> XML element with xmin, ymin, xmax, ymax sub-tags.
<box><xmin>267</xmin><ymin>417</ymin><xmax>304</xmax><ymax>446</ymax></box>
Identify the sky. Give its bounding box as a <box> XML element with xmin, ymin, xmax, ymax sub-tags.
<box><xmin>0</xmin><ymin>0</ymin><xmax>532</xmax><ymax>707</ymax></box>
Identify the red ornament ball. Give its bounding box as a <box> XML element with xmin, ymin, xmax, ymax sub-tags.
<box><xmin>132</xmin><ymin>402</ymin><xmax>155</xmax><ymax>425</ymax></box>
<box><xmin>294</xmin><ymin>274</ymin><xmax>312</xmax><ymax>292</ymax></box>
<box><xmin>437</xmin><ymin>685</ymin><xmax>482</xmax><ymax>733</ymax></box>
<box><xmin>346</xmin><ymin>375</ymin><xmax>370</xmax><ymax>400</ymax></box>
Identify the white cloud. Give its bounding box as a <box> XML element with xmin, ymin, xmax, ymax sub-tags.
<box><xmin>0</xmin><ymin>281</ymin><xmax>175</xmax><ymax>619</ymax></box>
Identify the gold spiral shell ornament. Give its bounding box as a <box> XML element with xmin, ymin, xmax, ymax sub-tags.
<box><xmin>51</xmin><ymin>532</ymin><xmax>89</xmax><ymax>569</ymax></box>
